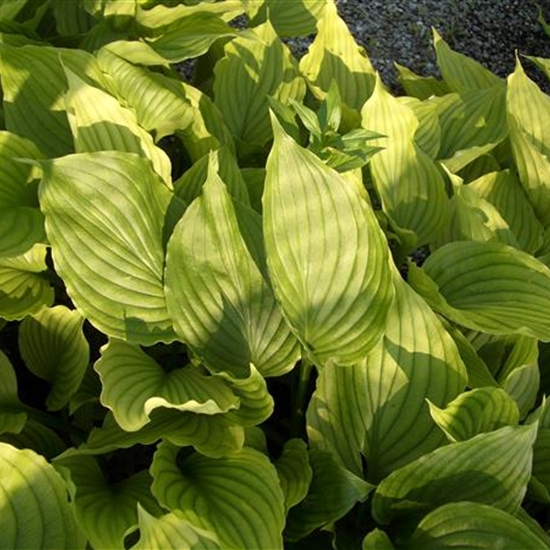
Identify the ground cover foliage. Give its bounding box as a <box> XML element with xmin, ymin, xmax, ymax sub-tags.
<box><xmin>3</xmin><ymin>0</ymin><xmax>550</xmax><ymax>548</ymax></box>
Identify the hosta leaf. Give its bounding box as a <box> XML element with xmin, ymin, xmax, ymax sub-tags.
<box><xmin>362</xmin><ymin>529</ymin><xmax>395</xmax><ymax>550</ymax></box>
<box><xmin>395</xmin><ymin>63</ymin><xmax>449</xmax><ymax>100</ymax></box>
<box><xmin>213</xmin><ymin>20</ymin><xmax>305</xmax><ymax>149</ymax></box>
<box><xmin>284</xmin><ymin>449</ymin><xmax>373</xmax><ymax>541</ymax></box>
<box><xmin>146</xmin><ymin>12</ymin><xmax>236</xmax><ymax>63</ymax></box>
<box><xmin>507</xmin><ymin>57</ymin><xmax>550</xmax><ymax>225</ymax></box>
<box><xmin>428</xmin><ymin>387</ymin><xmax>520</xmax><ymax>442</ymax></box>
<box><xmin>39</xmin><ymin>152</ymin><xmax>180</xmax><ymax>345</ymax></box>
<box><xmin>372</xmin><ymin>423</ymin><xmax>537</xmax><ymax>524</ymax></box>
<box><xmin>264</xmin><ymin>115</ymin><xmax>394</xmax><ymax>365</ymax></box>
<box><xmin>64</xmin><ymin>68</ymin><xmax>172</xmax><ymax>185</ymax></box>
<box><xmin>51</xmin><ymin>0</ymin><xmax>95</xmax><ymax>36</ymax></box>
<box><xmin>132</xmin><ymin>506</ymin><xmax>221</xmax><ymax>550</ymax></box>
<box><xmin>408</xmin><ymin>241</ymin><xmax>550</xmax><ymax>340</ymax></box>
<box><xmin>0</xmin><ymin>131</ymin><xmax>44</xmax><ymax>257</ymax></box>
<box><xmin>362</xmin><ymin>75</ymin><xmax>449</xmax><ymax>248</ymax></box>
<box><xmin>0</xmin><ymin>244</ymin><xmax>54</xmax><ymax>321</ymax></box>
<box><xmin>0</xmin><ymin>350</ymin><xmax>26</xmax><ymax>436</ymax></box>
<box><xmin>433</xmin><ymin>29</ymin><xmax>503</xmax><ymax>93</ymax></box>
<box><xmin>0</xmin><ymin>418</ymin><xmax>66</xmax><ymax>460</ymax></box>
<box><xmin>436</xmin><ymin>86</ymin><xmax>507</xmax><ymax>173</ymax></box>
<box><xmin>299</xmin><ymin>1</ymin><xmax>375</xmax><ymax>113</ymax></box>
<box><xmin>151</xmin><ymin>441</ymin><xmax>286</xmax><ymax>550</ymax></box>
<box><xmin>398</xmin><ymin>96</ymin><xmax>441</xmax><ymax>159</ymax></box>
<box><xmin>166</xmin><ymin>160</ymin><xmax>299</xmax><ymax>377</ymax></box>
<box><xmin>0</xmin><ymin>443</ymin><xmax>85</xmax><ymax>549</ymax></box>
<box><xmin>247</xmin><ymin>0</ymin><xmax>325</xmax><ymax>37</ymax></box>
<box><xmin>18</xmin><ymin>306</ymin><xmax>89</xmax><ymax>411</ymax></box>
<box><xmin>504</xmin><ymin>362</ymin><xmax>539</xmax><ymax>419</ymax></box>
<box><xmin>94</xmin><ymin>339</ymin><xmax>238</xmax><ymax>432</ymax></box>
<box><xmin>469</xmin><ymin>169</ymin><xmax>544</xmax><ymax>254</ymax></box>
<box><xmin>67</xmin><ymin>409</ymin><xmax>244</xmax><ymax>459</ymax></box>
<box><xmin>55</xmin><ymin>455</ymin><xmax>160</xmax><ymax>550</ymax></box>
<box><xmin>409</xmin><ymin>502</ymin><xmax>550</xmax><ymax>549</ymax></box>
<box><xmin>307</xmin><ymin>272</ymin><xmax>467</xmax><ymax>480</ymax></box>
<box><xmin>0</xmin><ymin>43</ymin><xmax>100</xmax><ymax>156</ymax></box>
<box><xmin>532</xmin><ymin>429</ymin><xmax>550</xmax><ymax>501</ymax></box>
<box><xmin>99</xmin><ymin>40</ymin><xmax>170</xmax><ymax>67</ymax></box>
<box><xmin>274</xmin><ymin>438</ymin><xmax>312</xmax><ymax>512</ymax></box>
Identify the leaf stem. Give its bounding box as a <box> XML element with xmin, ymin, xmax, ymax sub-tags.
<box><xmin>291</xmin><ymin>358</ymin><xmax>314</xmax><ymax>438</ymax></box>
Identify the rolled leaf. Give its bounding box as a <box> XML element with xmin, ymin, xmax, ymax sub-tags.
<box><xmin>0</xmin><ymin>443</ymin><xmax>85</xmax><ymax>549</ymax></box>
<box><xmin>39</xmin><ymin>151</ymin><xmax>180</xmax><ymax>345</ymax></box>
<box><xmin>151</xmin><ymin>442</ymin><xmax>286</xmax><ymax>550</ymax></box>
<box><xmin>408</xmin><ymin>240</ymin><xmax>550</xmax><ymax>340</ymax></box>
<box><xmin>94</xmin><ymin>339</ymin><xmax>239</xmax><ymax>432</ymax></box>
<box><xmin>0</xmin><ymin>244</ymin><xmax>54</xmax><ymax>321</ymax></box>
<box><xmin>19</xmin><ymin>306</ymin><xmax>89</xmax><ymax>411</ymax></box>
<box><xmin>264</xmin><ymin>115</ymin><xmax>394</xmax><ymax>365</ymax></box>
<box><xmin>0</xmin><ymin>131</ymin><xmax>45</xmax><ymax>257</ymax></box>
<box><xmin>165</xmin><ymin>161</ymin><xmax>299</xmax><ymax>377</ymax></box>
<box><xmin>372</xmin><ymin>423</ymin><xmax>537</xmax><ymax>524</ymax></box>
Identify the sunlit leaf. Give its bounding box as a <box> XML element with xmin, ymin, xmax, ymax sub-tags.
<box><xmin>19</xmin><ymin>306</ymin><xmax>89</xmax><ymax>411</ymax></box>
<box><xmin>395</xmin><ymin>63</ymin><xmax>449</xmax><ymax>100</ymax></box>
<box><xmin>264</xmin><ymin>115</ymin><xmax>394</xmax><ymax>365</ymax></box>
<box><xmin>39</xmin><ymin>152</ymin><xmax>180</xmax><ymax>345</ymax></box>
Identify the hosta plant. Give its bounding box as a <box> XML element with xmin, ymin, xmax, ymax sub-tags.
<box><xmin>2</xmin><ymin>0</ymin><xmax>550</xmax><ymax>548</ymax></box>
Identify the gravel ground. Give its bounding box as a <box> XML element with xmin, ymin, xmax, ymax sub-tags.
<box><xmin>316</xmin><ymin>0</ymin><xmax>550</xmax><ymax>93</ymax></box>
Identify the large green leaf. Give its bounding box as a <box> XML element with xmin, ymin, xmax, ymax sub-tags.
<box><xmin>284</xmin><ymin>449</ymin><xmax>373</xmax><ymax>541</ymax></box>
<box><xmin>506</xmin><ymin>57</ymin><xmax>550</xmax><ymax>226</ymax></box>
<box><xmin>0</xmin><ymin>243</ymin><xmax>54</xmax><ymax>321</ymax></box>
<box><xmin>0</xmin><ymin>442</ymin><xmax>85</xmax><ymax>549</ymax></box>
<box><xmin>372</xmin><ymin>423</ymin><xmax>537</xmax><ymax>524</ymax></box>
<box><xmin>263</xmin><ymin>115</ymin><xmax>394</xmax><ymax>365</ymax></box>
<box><xmin>428</xmin><ymin>387</ymin><xmax>520</xmax><ymax>442</ymax></box>
<box><xmin>0</xmin><ymin>350</ymin><xmax>27</xmax><ymax>436</ymax></box>
<box><xmin>0</xmin><ymin>131</ymin><xmax>44</xmax><ymax>258</ymax></box>
<box><xmin>361</xmin><ymin>75</ymin><xmax>449</xmax><ymax>248</ymax></box>
<box><xmin>408</xmin><ymin>502</ymin><xmax>550</xmax><ymax>549</ymax></box>
<box><xmin>132</xmin><ymin>506</ymin><xmax>221</xmax><ymax>550</ymax></box>
<box><xmin>64</xmin><ymin>68</ymin><xmax>172</xmax><ymax>185</ymax></box>
<box><xmin>395</xmin><ymin>63</ymin><xmax>449</xmax><ymax>100</ymax></box>
<box><xmin>18</xmin><ymin>306</ymin><xmax>89</xmax><ymax>411</ymax></box>
<box><xmin>39</xmin><ymin>151</ymin><xmax>180</xmax><ymax>345</ymax></box>
<box><xmin>94</xmin><ymin>339</ymin><xmax>238</xmax><ymax>432</ymax></box>
<box><xmin>151</xmin><ymin>442</ymin><xmax>286</xmax><ymax>550</ymax></box>
<box><xmin>0</xmin><ymin>43</ymin><xmax>100</xmax><ymax>157</ymax></box>
<box><xmin>468</xmin><ymin>169</ymin><xmax>544</xmax><ymax>254</ymax></box>
<box><xmin>298</xmin><ymin>1</ymin><xmax>375</xmax><ymax>113</ymax></box>
<box><xmin>307</xmin><ymin>272</ymin><xmax>467</xmax><ymax>480</ymax></box>
<box><xmin>408</xmin><ymin>240</ymin><xmax>550</xmax><ymax>340</ymax></box>
<box><xmin>213</xmin><ymin>20</ymin><xmax>305</xmax><ymax>149</ymax></box>
<box><xmin>166</xmin><ymin>159</ymin><xmax>299</xmax><ymax>377</ymax></box>
<box><xmin>55</xmin><ymin>454</ymin><xmax>161</xmax><ymax>550</ymax></box>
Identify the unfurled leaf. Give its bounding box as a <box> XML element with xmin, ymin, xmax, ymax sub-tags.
<box><xmin>469</xmin><ymin>169</ymin><xmax>544</xmax><ymax>254</ymax></box>
<box><xmin>433</xmin><ymin>29</ymin><xmax>503</xmax><ymax>93</ymax></box>
<box><xmin>264</xmin><ymin>115</ymin><xmax>394</xmax><ymax>365</ymax></box>
<box><xmin>0</xmin><ymin>244</ymin><xmax>54</xmax><ymax>321</ymax></box>
<box><xmin>0</xmin><ymin>131</ymin><xmax>44</xmax><ymax>258</ymax></box>
<box><xmin>285</xmin><ymin>449</ymin><xmax>373</xmax><ymax>541</ymax></box>
<box><xmin>408</xmin><ymin>241</ymin><xmax>550</xmax><ymax>340</ymax></box>
<box><xmin>0</xmin><ymin>418</ymin><xmax>66</xmax><ymax>460</ymax></box>
<box><xmin>299</xmin><ymin>1</ymin><xmax>375</xmax><ymax>114</ymax></box>
<box><xmin>64</xmin><ymin>68</ymin><xmax>172</xmax><ymax>185</ymax></box>
<box><xmin>213</xmin><ymin>20</ymin><xmax>305</xmax><ymax>149</ymax></box>
<box><xmin>55</xmin><ymin>455</ymin><xmax>160</xmax><ymax>550</ymax></box>
<box><xmin>39</xmin><ymin>152</ymin><xmax>180</xmax><ymax>345</ymax></box>
<box><xmin>0</xmin><ymin>350</ymin><xmax>27</xmax><ymax>436</ymax></box>
<box><xmin>362</xmin><ymin>75</ymin><xmax>449</xmax><ymax>248</ymax></box>
<box><xmin>151</xmin><ymin>442</ymin><xmax>286</xmax><ymax>550</ymax></box>
<box><xmin>19</xmin><ymin>306</ymin><xmax>89</xmax><ymax>411</ymax></box>
<box><xmin>0</xmin><ymin>44</ymin><xmax>100</xmax><ymax>156</ymax></box>
<box><xmin>372</xmin><ymin>424</ymin><xmax>537</xmax><ymax>524</ymax></box>
<box><xmin>132</xmin><ymin>506</ymin><xmax>221</xmax><ymax>550</ymax></box>
<box><xmin>307</xmin><ymin>272</ymin><xmax>466</xmax><ymax>480</ymax></box>
<box><xmin>395</xmin><ymin>63</ymin><xmax>449</xmax><ymax>100</ymax></box>
<box><xmin>275</xmin><ymin>438</ymin><xmax>312</xmax><ymax>512</ymax></box>
<box><xmin>507</xmin><ymin>57</ymin><xmax>550</xmax><ymax>225</ymax></box>
<box><xmin>94</xmin><ymin>339</ymin><xmax>238</xmax><ymax>432</ymax></box>
<box><xmin>428</xmin><ymin>387</ymin><xmax>520</xmax><ymax>442</ymax></box>
<box><xmin>408</xmin><ymin>502</ymin><xmax>550</xmax><ymax>549</ymax></box>
<box><xmin>166</xmin><ymin>160</ymin><xmax>300</xmax><ymax>377</ymax></box>
<box><xmin>0</xmin><ymin>443</ymin><xmax>85</xmax><ymax>549</ymax></box>
<box><xmin>362</xmin><ymin>529</ymin><xmax>395</xmax><ymax>550</ymax></box>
